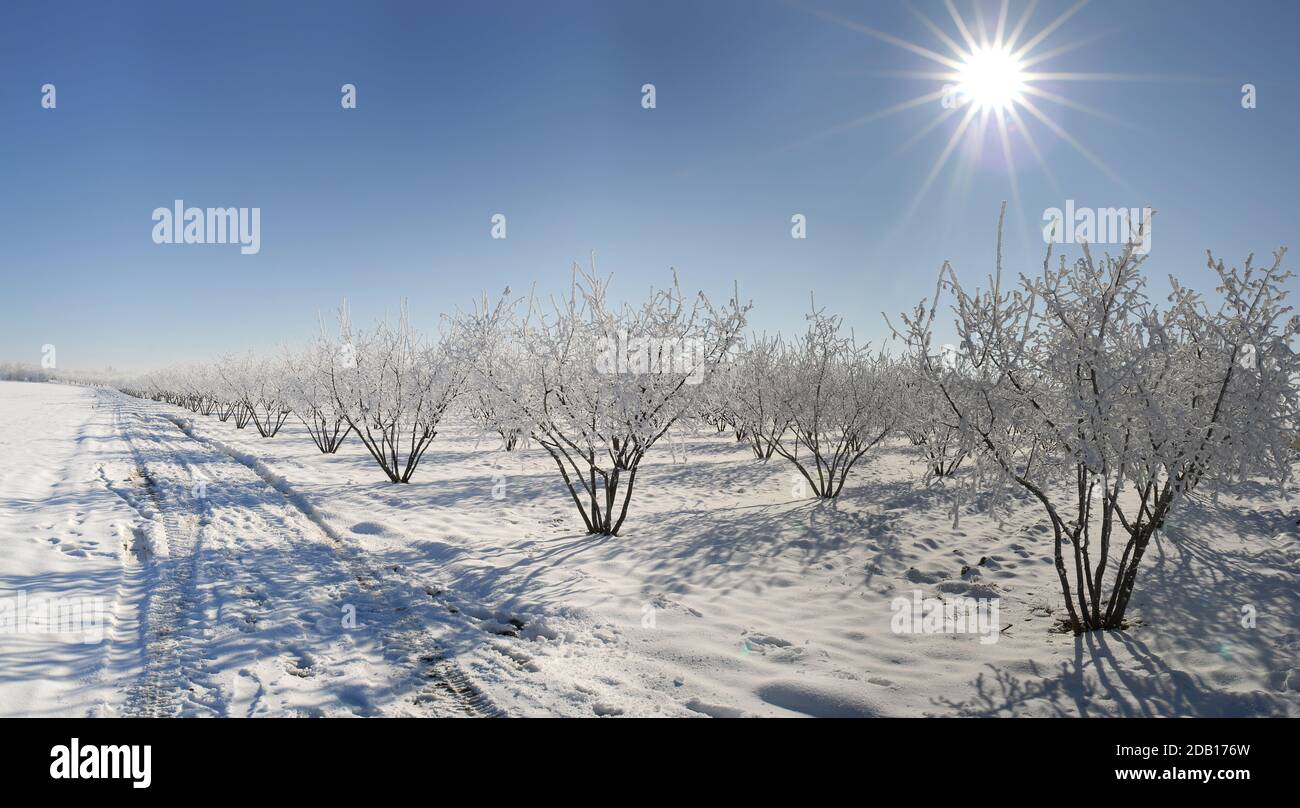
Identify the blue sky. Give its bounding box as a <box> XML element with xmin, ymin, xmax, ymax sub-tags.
<box><xmin>1</xmin><ymin>0</ymin><xmax>1297</xmax><ymax>372</ymax></box>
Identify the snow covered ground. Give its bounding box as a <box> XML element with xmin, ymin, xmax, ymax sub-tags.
<box><xmin>1</xmin><ymin>379</ymin><xmax>1296</xmax><ymax>717</ymax></box>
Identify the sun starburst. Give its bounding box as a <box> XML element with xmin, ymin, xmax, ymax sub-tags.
<box><xmin>791</xmin><ymin>0</ymin><xmax>1166</xmax><ymax>238</ymax></box>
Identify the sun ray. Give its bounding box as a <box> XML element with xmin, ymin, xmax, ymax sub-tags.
<box><xmin>799</xmin><ymin>5</ymin><xmax>965</xmax><ymax>70</ymax></box>
<box><xmin>887</xmin><ymin>106</ymin><xmax>965</xmax><ymax>163</ymax></box>
<box><xmin>994</xmin><ymin>107</ymin><xmax>1034</xmax><ymax>256</ymax></box>
<box><xmin>1020</xmin><ymin>84</ymin><xmax>1149</xmax><ymax>133</ymax></box>
<box><xmin>1022</xmin><ymin>71</ymin><xmax>1209</xmax><ymax>82</ymax></box>
<box><xmin>1003</xmin><ymin>0</ymin><xmax>1039</xmax><ymax>52</ymax></box>
<box><xmin>994</xmin><ymin>109</ymin><xmax>1022</xmax><ymax>212</ymax></box>
<box><xmin>1017</xmin><ymin>95</ymin><xmax>1129</xmax><ymax>189</ymax></box>
<box><xmin>905</xmin><ymin>2</ymin><xmax>970</xmax><ymax>62</ymax></box>
<box><xmin>973</xmin><ymin>2</ymin><xmax>990</xmax><ymax>47</ymax></box>
<box><xmin>1012</xmin><ymin>0</ymin><xmax>1091</xmax><ymax>62</ymax></box>
<box><xmin>902</xmin><ymin>104</ymin><xmax>980</xmax><ymax>228</ymax></box>
<box><xmin>954</xmin><ymin>108</ymin><xmax>993</xmax><ymax>206</ymax></box>
<box><xmin>944</xmin><ymin>0</ymin><xmax>981</xmax><ymax>54</ymax></box>
<box><xmin>840</xmin><ymin>70</ymin><xmax>962</xmax><ymax>81</ymax></box>
<box><xmin>993</xmin><ymin>0</ymin><xmax>1010</xmax><ymax>48</ymax></box>
<box><xmin>769</xmin><ymin>89</ymin><xmax>949</xmax><ymax>154</ymax></box>
<box><xmin>1005</xmin><ymin>103</ymin><xmax>1061</xmax><ymax>196</ymax></box>
<box><xmin>1018</xmin><ymin>28</ymin><xmax>1116</xmax><ymax>69</ymax></box>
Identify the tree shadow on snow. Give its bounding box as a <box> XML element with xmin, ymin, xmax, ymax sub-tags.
<box><xmin>935</xmin><ymin>489</ymin><xmax>1299</xmax><ymax>717</ymax></box>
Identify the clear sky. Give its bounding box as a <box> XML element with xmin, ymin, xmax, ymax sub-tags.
<box><xmin>1</xmin><ymin>0</ymin><xmax>1297</xmax><ymax>373</ymax></box>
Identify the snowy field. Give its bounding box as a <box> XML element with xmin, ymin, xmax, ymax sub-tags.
<box><xmin>1</xmin><ymin>378</ymin><xmax>1296</xmax><ymax>717</ymax></box>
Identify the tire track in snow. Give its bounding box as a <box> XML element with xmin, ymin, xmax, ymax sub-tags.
<box><xmin>105</xmin><ymin>396</ymin><xmax>222</xmax><ymax>717</ymax></box>
<box><xmin>103</xmin><ymin>390</ymin><xmax>500</xmax><ymax>716</ymax></box>
<box><xmin>169</xmin><ymin>411</ymin><xmax>500</xmax><ymax>717</ymax></box>
<box><xmin>160</xmin><ymin>409</ymin><xmax>501</xmax><ymax>716</ymax></box>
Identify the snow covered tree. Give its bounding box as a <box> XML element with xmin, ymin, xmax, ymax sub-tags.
<box><xmin>327</xmin><ymin>303</ymin><xmax>470</xmax><ymax>482</ymax></box>
<box><xmin>468</xmin><ymin>392</ymin><xmax>527</xmax><ymax>451</ymax></box>
<box><xmin>218</xmin><ymin>352</ymin><xmax>288</xmax><ymax>435</ymax></box>
<box><xmin>217</xmin><ymin>354</ymin><xmax>256</xmax><ymax>429</ymax></box>
<box><xmin>894</xmin><ymin>207</ymin><xmax>1299</xmax><ymax>632</ymax></box>
<box><xmin>245</xmin><ymin>357</ymin><xmax>291</xmax><ymax>438</ymax></box>
<box><xmin>169</xmin><ymin>364</ymin><xmax>215</xmax><ymax>414</ymax></box>
<box><xmin>461</xmin><ymin>266</ymin><xmax>748</xmax><ymax>535</ymax></box>
<box><xmin>212</xmin><ymin>390</ymin><xmax>240</xmax><ymax>423</ymax></box>
<box><xmin>461</xmin><ymin>321</ymin><xmax>529</xmax><ymax>452</ymax></box>
<box><xmin>769</xmin><ymin>304</ymin><xmax>902</xmax><ymax>498</ymax></box>
<box><xmin>899</xmin><ymin>363</ymin><xmax>968</xmax><ymax>479</ymax></box>
<box><xmin>729</xmin><ymin>335</ymin><xmax>792</xmax><ymax>460</ymax></box>
<box><xmin>284</xmin><ymin>339</ymin><xmax>352</xmax><ymax>453</ymax></box>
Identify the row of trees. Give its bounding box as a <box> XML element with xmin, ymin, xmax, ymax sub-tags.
<box><xmin>129</xmin><ymin>269</ymin><xmax>751</xmax><ymax>535</ymax></box>
<box><xmin>122</xmin><ymin>228</ymin><xmax>1298</xmax><ymax>632</ymax></box>
<box><xmin>0</xmin><ymin>363</ymin><xmax>57</xmax><ymax>383</ymax></box>
<box><xmin>128</xmin><ymin>269</ymin><xmax>925</xmax><ymax>533</ymax></box>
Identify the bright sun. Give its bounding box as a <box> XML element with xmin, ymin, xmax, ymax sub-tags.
<box><xmin>956</xmin><ymin>45</ymin><xmax>1026</xmax><ymax>112</ymax></box>
<box><xmin>796</xmin><ymin>1</ymin><xmax>1142</xmax><ymax>229</ymax></box>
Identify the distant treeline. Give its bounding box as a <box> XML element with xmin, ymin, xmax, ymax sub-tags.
<box><xmin>0</xmin><ymin>363</ymin><xmax>115</xmax><ymax>385</ymax></box>
<box><xmin>0</xmin><ymin>363</ymin><xmax>54</xmax><ymax>382</ymax></box>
